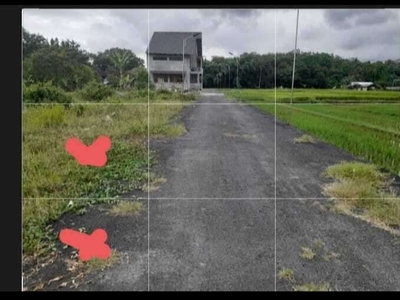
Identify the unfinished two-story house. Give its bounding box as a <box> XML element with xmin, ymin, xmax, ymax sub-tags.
<box><xmin>146</xmin><ymin>31</ymin><xmax>203</xmax><ymax>91</ymax></box>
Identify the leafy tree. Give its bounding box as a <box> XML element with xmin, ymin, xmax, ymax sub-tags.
<box><xmin>24</xmin><ymin>45</ymin><xmax>96</xmax><ymax>91</ymax></box>
<box><xmin>92</xmin><ymin>48</ymin><xmax>144</xmax><ymax>87</ymax></box>
<box><xmin>23</xmin><ymin>28</ymin><xmax>49</xmax><ymax>59</ymax></box>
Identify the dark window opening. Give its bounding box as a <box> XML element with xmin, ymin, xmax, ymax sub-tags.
<box><xmin>154</xmin><ymin>74</ymin><xmax>168</xmax><ymax>83</ymax></box>
<box><xmin>170</xmin><ymin>74</ymin><xmax>182</xmax><ymax>83</ymax></box>
<box><xmin>169</xmin><ymin>56</ymin><xmax>182</xmax><ymax>61</ymax></box>
<box><xmin>190</xmin><ymin>74</ymin><xmax>198</xmax><ymax>84</ymax></box>
<box><xmin>153</xmin><ymin>56</ymin><xmax>167</xmax><ymax>61</ymax></box>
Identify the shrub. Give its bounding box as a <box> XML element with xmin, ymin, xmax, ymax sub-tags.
<box><xmin>80</xmin><ymin>81</ymin><xmax>114</xmax><ymax>102</ymax></box>
<box><xmin>23</xmin><ymin>81</ymin><xmax>72</xmax><ymax>104</ymax></box>
<box><xmin>134</xmin><ymin>67</ymin><xmax>155</xmax><ymax>90</ymax></box>
<box><xmin>178</xmin><ymin>92</ymin><xmax>196</xmax><ymax>101</ymax></box>
<box><xmin>157</xmin><ymin>89</ymin><xmax>172</xmax><ymax>95</ymax></box>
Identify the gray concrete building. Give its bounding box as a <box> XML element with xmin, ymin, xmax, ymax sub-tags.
<box><xmin>146</xmin><ymin>31</ymin><xmax>203</xmax><ymax>92</ymax></box>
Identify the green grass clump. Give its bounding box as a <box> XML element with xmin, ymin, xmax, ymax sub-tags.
<box><xmin>278</xmin><ymin>268</ymin><xmax>295</xmax><ymax>283</ymax></box>
<box><xmin>324</xmin><ymin>162</ymin><xmax>387</xmax><ymax>187</ymax></box>
<box><xmin>323</xmin><ymin>162</ymin><xmax>400</xmax><ymax>229</ymax></box>
<box><xmin>300</xmin><ymin>247</ymin><xmax>316</xmax><ymax>260</ymax></box>
<box><xmin>86</xmin><ymin>250</ymin><xmax>121</xmax><ymax>272</ymax></box>
<box><xmin>278</xmin><ymin>267</ymin><xmax>332</xmax><ymax>291</ymax></box>
<box><xmin>25</xmin><ymin>105</ymin><xmax>65</xmax><ymax>129</ymax></box>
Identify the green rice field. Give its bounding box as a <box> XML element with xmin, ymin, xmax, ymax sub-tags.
<box><xmin>223</xmin><ymin>89</ymin><xmax>400</xmax><ymax>175</ymax></box>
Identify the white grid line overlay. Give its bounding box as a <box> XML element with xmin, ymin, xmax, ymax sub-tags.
<box><xmin>23</xmin><ymin>197</ymin><xmax>400</xmax><ymax>201</ymax></box>
<box><xmin>147</xmin><ymin>9</ymin><xmax>150</xmax><ymax>292</ymax></box>
<box><xmin>22</xmin><ymin>102</ymin><xmax>400</xmax><ymax>106</ymax></box>
<box><xmin>21</xmin><ymin>9</ymin><xmax>400</xmax><ymax>293</ymax></box>
<box><xmin>274</xmin><ymin>8</ymin><xmax>277</xmax><ymax>292</ymax></box>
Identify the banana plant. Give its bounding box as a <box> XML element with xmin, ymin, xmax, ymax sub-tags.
<box><xmin>110</xmin><ymin>51</ymin><xmax>133</xmax><ymax>88</ymax></box>
<box><xmin>119</xmin><ymin>74</ymin><xmax>134</xmax><ymax>89</ymax></box>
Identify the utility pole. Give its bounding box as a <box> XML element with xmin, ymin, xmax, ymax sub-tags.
<box><xmin>182</xmin><ymin>33</ymin><xmax>200</xmax><ymax>93</ymax></box>
<box><xmin>289</xmin><ymin>9</ymin><xmax>300</xmax><ymax>122</ymax></box>
<box><xmin>182</xmin><ymin>40</ymin><xmax>185</xmax><ymax>93</ymax></box>
<box><xmin>290</xmin><ymin>9</ymin><xmax>300</xmax><ymax>107</ymax></box>
<box><xmin>228</xmin><ymin>65</ymin><xmax>231</xmax><ymax>88</ymax></box>
<box><xmin>236</xmin><ymin>60</ymin><xmax>239</xmax><ymax>88</ymax></box>
<box><xmin>259</xmin><ymin>67</ymin><xmax>262</xmax><ymax>89</ymax></box>
<box><xmin>229</xmin><ymin>52</ymin><xmax>239</xmax><ymax>88</ymax></box>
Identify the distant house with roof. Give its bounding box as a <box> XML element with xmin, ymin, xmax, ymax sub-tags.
<box><xmin>348</xmin><ymin>81</ymin><xmax>375</xmax><ymax>91</ymax></box>
<box><xmin>146</xmin><ymin>31</ymin><xmax>203</xmax><ymax>91</ymax></box>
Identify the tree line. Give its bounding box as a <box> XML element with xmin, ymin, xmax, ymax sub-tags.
<box><xmin>23</xmin><ymin>27</ymin><xmax>148</xmax><ymax>91</ymax></box>
<box><xmin>203</xmin><ymin>51</ymin><xmax>400</xmax><ymax>89</ymax></box>
<box><xmin>23</xmin><ymin>27</ymin><xmax>400</xmax><ymax>93</ymax></box>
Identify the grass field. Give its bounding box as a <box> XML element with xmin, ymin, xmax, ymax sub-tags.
<box><xmin>223</xmin><ymin>89</ymin><xmax>400</xmax><ymax>175</ymax></box>
<box><xmin>68</xmin><ymin>89</ymin><xmax>197</xmax><ymax>103</ymax></box>
<box><xmin>23</xmin><ymin>97</ymin><xmax>190</xmax><ymax>256</ymax></box>
<box><xmin>224</xmin><ymin>88</ymin><xmax>400</xmax><ymax>103</ymax></box>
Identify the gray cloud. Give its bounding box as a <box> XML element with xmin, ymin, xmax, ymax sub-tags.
<box><xmin>324</xmin><ymin>9</ymin><xmax>397</xmax><ymax>29</ymax></box>
<box><xmin>299</xmin><ymin>26</ymin><xmax>319</xmax><ymax>41</ymax></box>
<box><xmin>277</xmin><ymin>9</ymin><xmax>400</xmax><ymax>61</ymax></box>
<box><xmin>198</xmin><ymin>9</ymin><xmax>261</xmax><ymax>19</ymax></box>
<box><xmin>22</xmin><ymin>8</ymin><xmax>400</xmax><ymax>63</ymax></box>
<box><xmin>340</xmin><ymin>23</ymin><xmax>400</xmax><ymax>51</ymax></box>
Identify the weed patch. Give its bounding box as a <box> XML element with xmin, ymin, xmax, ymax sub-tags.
<box><xmin>278</xmin><ymin>267</ymin><xmax>332</xmax><ymax>291</ymax></box>
<box><xmin>108</xmin><ymin>201</ymin><xmax>143</xmax><ymax>216</ymax></box>
<box><xmin>293</xmin><ymin>283</ymin><xmax>331</xmax><ymax>291</ymax></box>
<box><xmin>278</xmin><ymin>268</ymin><xmax>295</xmax><ymax>283</ymax></box>
<box><xmin>300</xmin><ymin>247</ymin><xmax>316</xmax><ymax>260</ymax></box>
<box><xmin>294</xmin><ymin>134</ymin><xmax>316</xmax><ymax>144</ymax></box>
<box><xmin>323</xmin><ymin>162</ymin><xmax>400</xmax><ymax>231</ymax></box>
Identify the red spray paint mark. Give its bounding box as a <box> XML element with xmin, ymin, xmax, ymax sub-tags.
<box><xmin>59</xmin><ymin>228</ymin><xmax>111</xmax><ymax>261</ymax></box>
<box><xmin>65</xmin><ymin>136</ymin><xmax>111</xmax><ymax>167</ymax></box>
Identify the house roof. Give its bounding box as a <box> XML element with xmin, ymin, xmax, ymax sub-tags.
<box><xmin>146</xmin><ymin>31</ymin><xmax>202</xmax><ymax>56</ymax></box>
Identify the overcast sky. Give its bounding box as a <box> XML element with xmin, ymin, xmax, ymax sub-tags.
<box><xmin>23</xmin><ymin>8</ymin><xmax>400</xmax><ymax>63</ymax></box>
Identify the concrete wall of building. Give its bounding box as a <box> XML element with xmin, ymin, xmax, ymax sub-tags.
<box><xmin>155</xmin><ymin>81</ymin><xmax>182</xmax><ymax>91</ymax></box>
<box><xmin>149</xmin><ymin>54</ymin><xmax>203</xmax><ymax>91</ymax></box>
<box><xmin>154</xmin><ymin>82</ymin><xmax>202</xmax><ymax>91</ymax></box>
<box><xmin>148</xmin><ymin>55</ymin><xmax>188</xmax><ymax>72</ymax></box>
